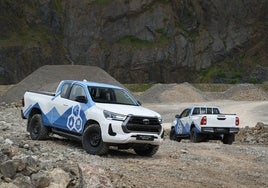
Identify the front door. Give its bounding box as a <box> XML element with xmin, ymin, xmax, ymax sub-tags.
<box><xmin>178</xmin><ymin>108</ymin><xmax>191</xmax><ymax>133</ymax></box>
<box><xmin>52</xmin><ymin>83</ymin><xmax>88</xmax><ymax>134</ymax></box>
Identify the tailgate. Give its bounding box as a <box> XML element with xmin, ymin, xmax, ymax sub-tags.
<box><xmin>206</xmin><ymin>114</ymin><xmax>238</xmax><ymax>128</ymax></box>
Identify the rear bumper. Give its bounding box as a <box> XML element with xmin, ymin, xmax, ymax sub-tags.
<box><xmin>201</xmin><ymin>127</ymin><xmax>239</xmax><ymax>134</ymax></box>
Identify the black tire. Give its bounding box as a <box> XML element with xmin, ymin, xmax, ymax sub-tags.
<box><xmin>169</xmin><ymin>128</ymin><xmax>181</xmax><ymax>142</ymax></box>
<box><xmin>169</xmin><ymin>128</ymin><xmax>176</xmax><ymax>140</ymax></box>
<box><xmin>222</xmin><ymin>134</ymin><xmax>234</xmax><ymax>145</ymax></box>
<box><xmin>134</xmin><ymin>144</ymin><xmax>159</xmax><ymax>156</ymax></box>
<box><xmin>82</xmin><ymin>124</ymin><xmax>109</xmax><ymax>155</ymax></box>
<box><xmin>190</xmin><ymin>127</ymin><xmax>200</xmax><ymax>143</ymax></box>
<box><xmin>29</xmin><ymin>114</ymin><xmax>49</xmax><ymax>140</ymax></box>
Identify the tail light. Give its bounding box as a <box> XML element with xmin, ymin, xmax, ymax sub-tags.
<box><xmin>200</xmin><ymin>116</ymin><xmax>207</xmax><ymax>125</ymax></box>
<box><xmin>235</xmin><ymin>117</ymin><xmax>239</xmax><ymax>126</ymax></box>
<box><xmin>21</xmin><ymin>97</ymin><xmax>25</xmax><ymax>107</ymax></box>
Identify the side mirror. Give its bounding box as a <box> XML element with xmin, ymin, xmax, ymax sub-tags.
<box><xmin>175</xmin><ymin>114</ymin><xmax>180</xmax><ymax>118</ymax></box>
<box><xmin>75</xmin><ymin>96</ymin><xmax>87</xmax><ymax>103</ymax></box>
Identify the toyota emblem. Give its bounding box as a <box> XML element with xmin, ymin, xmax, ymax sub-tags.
<box><xmin>143</xmin><ymin>119</ymin><xmax>149</xmax><ymax>125</ymax></box>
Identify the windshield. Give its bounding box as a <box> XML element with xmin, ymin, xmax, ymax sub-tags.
<box><xmin>88</xmin><ymin>86</ymin><xmax>139</xmax><ymax>106</ymax></box>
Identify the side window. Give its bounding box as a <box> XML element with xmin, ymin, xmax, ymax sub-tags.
<box><xmin>180</xmin><ymin>109</ymin><xmax>191</xmax><ymax>118</ymax></box>
<box><xmin>88</xmin><ymin>87</ymin><xmax>116</xmax><ymax>103</ymax></box>
<box><xmin>207</xmin><ymin>108</ymin><xmax>212</xmax><ymax>114</ymax></box>
<box><xmin>69</xmin><ymin>85</ymin><xmax>86</xmax><ymax>101</ymax></box>
<box><xmin>201</xmin><ymin>107</ymin><xmax>206</xmax><ymax>114</ymax></box>
<box><xmin>192</xmin><ymin>108</ymin><xmax>200</xmax><ymax>115</ymax></box>
<box><xmin>185</xmin><ymin>109</ymin><xmax>190</xmax><ymax>117</ymax></box>
<box><xmin>213</xmin><ymin>108</ymin><xmax>220</xmax><ymax>114</ymax></box>
<box><xmin>61</xmin><ymin>83</ymin><xmax>71</xmax><ymax>99</ymax></box>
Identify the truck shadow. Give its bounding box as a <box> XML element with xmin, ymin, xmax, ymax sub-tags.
<box><xmin>43</xmin><ymin>135</ymin><xmax>154</xmax><ymax>158</ymax></box>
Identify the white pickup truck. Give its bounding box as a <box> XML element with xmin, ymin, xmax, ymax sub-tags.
<box><xmin>21</xmin><ymin>80</ymin><xmax>164</xmax><ymax>156</ymax></box>
<box><xmin>169</xmin><ymin>106</ymin><xmax>239</xmax><ymax>144</ymax></box>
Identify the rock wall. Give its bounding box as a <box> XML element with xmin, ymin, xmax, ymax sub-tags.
<box><xmin>0</xmin><ymin>0</ymin><xmax>67</xmax><ymax>84</ymax></box>
<box><xmin>0</xmin><ymin>0</ymin><xmax>267</xmax><ymax>84</ymax></box>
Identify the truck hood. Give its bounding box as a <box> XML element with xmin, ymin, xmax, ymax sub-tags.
<box><xmin>95</xmin><ymin>103</ymin><xmax>161</xmax><ymax>118</ymax></box>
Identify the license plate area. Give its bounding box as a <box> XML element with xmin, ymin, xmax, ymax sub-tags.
<box><xmin>136</xmin><ymin>135</ymin><xmax>155</xmax><ymax>141</ymax></box>
<box><xmin>214</xmin><ymin>128</ymin><xmax>228</xmax><ymax>133</ymax></box>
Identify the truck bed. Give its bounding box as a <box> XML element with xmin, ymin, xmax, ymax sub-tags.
<box><xmin>28</xmin><ymin>90</ymin><xmax>55</xmax><ymax>96</ymax></box>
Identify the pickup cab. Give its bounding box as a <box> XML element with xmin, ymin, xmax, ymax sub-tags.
<box><xmin>21</xmin><ymin>80</ymin><xmax>164</xmax><ymax>156</ymax></box>
<box><xmin>169</xmin><ymin>106</ymin><xmax>239</xmax><ymax>144</ymax></box>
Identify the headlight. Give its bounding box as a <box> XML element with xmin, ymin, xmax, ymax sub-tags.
<box><xmin>158</xmin><ymin>117</ymin><xmax>162</xmax><ymax>123</ymax></box>
<box><xmin>103</xmin><ymin>110</ymin><xmax>126</xmax><ymax>121</ymax></box>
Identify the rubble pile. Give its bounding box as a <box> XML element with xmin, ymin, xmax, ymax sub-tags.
<box><xmin>236</xmin><ymin>122</ymin><xmax>268</xmax><ymax>144</ymax></box>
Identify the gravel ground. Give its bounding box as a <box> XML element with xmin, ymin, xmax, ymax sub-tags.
<box><xmin>0</xmin><ymin>105</ymin><xmax>267</xmax><ymax>188</ymax></box>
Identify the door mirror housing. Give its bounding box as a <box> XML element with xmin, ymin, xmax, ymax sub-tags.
<box><xmin>75</xmin><ymin>96</ymin><xmax>87</xmax><ymax>103</ymax></box>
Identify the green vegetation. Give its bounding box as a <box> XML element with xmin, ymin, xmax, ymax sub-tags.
<box><xmin>93</xmin><ymin>0</ymin><xmax>111</xmax><ymax>5</ymax></box>
<box><xmin>157</xmin><ymin>0</ymin><xmax>171</xmax><ymax>4</ymax></box>
<box><xmin>249</xmin><ymin>77</ymin><xmax>258</xmax><ymax>84</ymax></box>
<box><xmin>55</xmin><ymin>0</ymin><xmax>63</xmax><ymax>13</ymax></box>
<box><xmin>196</xmin><ymin>55</ymin><xmax>265</xmax><ymax>84</ymax></box>
<box><xmin>124</xmin><ymin>84</ymin><xmax>153</xmax><ymax>92</ymax></box>
<box><xmin>0</xmin><ymin>24</ymin><xmax>56</xmax><ymax>51</ymax></box>
<box><xmin>117</xmin><ymin>32</ymin><xmax>169</xmax><ymax>48</ymax></box>
<box><xmin>0</xmin><ymin>26</ymin><xmax>52</xmax><ymax>48</ymax></box>
<box><xmin>198</xmin><ymin>67</ymin><xmax>216</xmax><ymax>82</ymax></box>
<box><xmin>216</xmin><ymin>70</ymin><xmax>226</xmax><ymax>78</ymax></box>
<box><xmin>117</xmin><ymin>36</ymin><xmax>153</xmax><ymax>47</ymax></box>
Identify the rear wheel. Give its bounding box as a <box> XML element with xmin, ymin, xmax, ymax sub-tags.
<box><xmin>134</xmin><ymin>144</ymin><xmax>159</xmax><ymax>156</ymax></box>
<box><xmin>190</xmin><ymin>127</ymin><xmax>200</xmax><ymax>143</ymax></box>
<box><xmin>222</xmin><ymin>134</ymin><xmax>235</xmax><ymax>145</ymax></box>
<box><xmin>82</xmin><ymin>124</ymin><xmax>109</xmax><ymax>155</ymax></box>
<box><xmin>29</xmin><ymin>114</ymin><xmax>49</xmax><ymax>140</ymax></box>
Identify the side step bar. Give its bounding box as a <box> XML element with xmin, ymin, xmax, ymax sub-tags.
<box><xmin>51</xmin><ymin>128</ymin><xmax>82</xmax><ymax>141</ymax></box>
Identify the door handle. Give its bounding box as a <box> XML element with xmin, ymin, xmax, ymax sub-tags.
<box><xmin>63</xmin><ymin>104</ymin><xmax>68</xmax><ymax>107</ymax></box>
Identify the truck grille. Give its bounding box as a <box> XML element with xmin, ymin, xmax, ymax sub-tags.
<box><xmin>122</xmin><ymin>115</ymin><xmax>162</xmax><ymax>134</ymax></box>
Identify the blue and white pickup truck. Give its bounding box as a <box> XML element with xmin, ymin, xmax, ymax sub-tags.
<box><xmin>21</xmin><ymin>80</ymin><xmax>164</xmax><ymax>156</ymax></box>
<box><xmin>169</xmin><ymin>106</ymin><xmax>239</xmax><ymax>144</ymax></box>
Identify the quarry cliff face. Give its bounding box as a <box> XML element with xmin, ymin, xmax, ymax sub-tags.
<box><xmin>0</xmin><ymin>0</ymin><xmax>267</xmax><ymax>84</ymax></box>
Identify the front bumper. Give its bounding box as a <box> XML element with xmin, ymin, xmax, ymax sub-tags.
<box><xmin>21</xmin><ymin>110</ymin><xmax>26</xmax><ymax>119</ymax></box>
<box><xmin>101</xmin><ymin>116</ymin><xmax>164</xmax><ymax>145</ymax></box>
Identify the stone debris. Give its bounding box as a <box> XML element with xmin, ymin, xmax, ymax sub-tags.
<box><xmin>236</xmin><ymin>122</ymin><xmax>268</xmax><ymax>144</ymax></box>
<box><xmin>0</xmin><ymin>106</ymin><xmax>267</xmax><ymax>187</ymax></box>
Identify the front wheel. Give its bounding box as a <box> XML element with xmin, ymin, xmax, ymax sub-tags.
<box><xmin>134</xmin><ymin>144</ymin><xmax>159</xmax><ymax>156</ymax></box>
<box><xmin>222</xmin><ymin>134</ymin><xmax>235</xmax><ymax>145</ymax></box>
<box><xmin>29</xmin><ymin>114</ymin><xmax>49</xmax><ymax>140</ymax></box>
<box><xmin>169</xmin><ymin>128</ymin><xmax>181</xmax><ymax>142</ymax></box>
<box><xmin>169</xmin><ymin>128</ymin><xmax>176</xmax><ymax>140</ymax></box>
<box><xmin>82</xmin><ymin>124</ymin><xmax>109</xmax><ymax>155</ymax></box>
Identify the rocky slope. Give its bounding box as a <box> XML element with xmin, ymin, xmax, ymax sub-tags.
<box><xmin>0</xmin><ymin>0</ymin><xmax>267</xmax><ymax>84</ymax></box>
